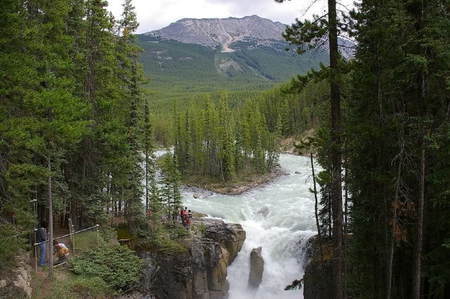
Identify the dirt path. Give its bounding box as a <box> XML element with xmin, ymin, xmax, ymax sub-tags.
<box><xmin>31</xmin><ymin>227</ymin><xmax>71</xmax><ymax>298</ymax></box>
<box><xmin>33</xmin><ymin>265</ymin><xmax>70</xmax><ymax>299</ymax></box>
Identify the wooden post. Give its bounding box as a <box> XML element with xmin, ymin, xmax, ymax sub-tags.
<box><xmin>68</xmin><ymin>218</ymin><xmax>75</xmax><ymax>254</ymax></box>
<box><xmin>96</xmin><ymin>225</ymin><xmax>99</xmax><ymax>247</ymax></box>
<box><xmin>48</xmin><ymin>157</ymin><xmax>54</xmax><ymax>280</ymax></box>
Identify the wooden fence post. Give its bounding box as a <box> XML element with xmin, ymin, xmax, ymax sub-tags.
<box><xmin>68</xmin><ymin>218</ymin><xmax>75</xmax><ymax>253</ymax></box>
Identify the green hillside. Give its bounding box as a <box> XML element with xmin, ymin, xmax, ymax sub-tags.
<box><xmin>137</xmin><ymin>34</ymin><xmax>328</xmax><ymax>97</ymax></box>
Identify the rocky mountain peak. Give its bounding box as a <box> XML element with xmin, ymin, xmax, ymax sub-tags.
<box><xmin>145</xmin><ymin>15</ymin><xmax>287</xmax><ymax>52</ymax></box>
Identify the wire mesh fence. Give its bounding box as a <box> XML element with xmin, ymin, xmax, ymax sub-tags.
<box><xmin>33</xmin><ymin>219</ymin><xmax>100</xmax><ymax>271</ymax></box>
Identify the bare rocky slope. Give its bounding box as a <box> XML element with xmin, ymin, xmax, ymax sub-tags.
<box><xmin>145</xmin><ymin>15</ymin><xmax>287</xmax><ymax>52</ymax></box>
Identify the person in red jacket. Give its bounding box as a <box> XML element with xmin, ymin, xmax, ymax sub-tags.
<box><xmin>185</xmin><ymin>215</ymin><xmax>191</xmax><ymax>230</ymax></box>
<box><xmin>180</xmin><ymin>207</ymin><xmax>188</xmax><ymax>226</ymax></box>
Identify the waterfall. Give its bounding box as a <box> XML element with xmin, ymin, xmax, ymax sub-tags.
<box><xmin>181</xmin><ymin>154</ymin><xmax>319</xmax><ymax>299</ymax></box>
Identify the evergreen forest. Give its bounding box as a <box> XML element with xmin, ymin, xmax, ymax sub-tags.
<box><xmin>1</xmin><ymin>0</ymin><xmax>450</xmax><ymax>298</ymax></box>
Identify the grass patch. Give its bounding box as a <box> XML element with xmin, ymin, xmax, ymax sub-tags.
<box><xmin>48</xmin><ymin>274</ymin><xmax>113</xmax><ymax>299</ymax></box>
<box><xmin>134</xmin><ymin>221</ymin><xmax>189</xmax><ymax>254</ymax></box>
<box><xmin>32</xmin><ymin>267</ymin><xmax>114</xmax><ymax>299</ymax></box>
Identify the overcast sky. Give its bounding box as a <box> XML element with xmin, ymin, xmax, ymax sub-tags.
<box><xmin>107</xmin><ymin>0</ymin><xmax>355</xmax><ymax>34</ymax></box>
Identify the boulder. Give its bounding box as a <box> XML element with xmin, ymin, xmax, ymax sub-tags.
<box><xmin>247</xmin><ymin>246</ymin><xmax>264</xmax><ymax>289</ymax></box>
<box><xmin>257</xmin><ymin>206</ymin><xmax>269</xmax><ymax>218</ymax></box>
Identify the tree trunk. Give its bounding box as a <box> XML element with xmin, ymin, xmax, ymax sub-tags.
<box><xmin>386</xmin><ymin>207</ymin><xmax>395</xmax><ymax>299</ymax></box>
<box><xmin>328</xmin><ymin>0</ymin><xmax>343</xmax><ymax>298</ymax></box>
<box><xmin>311</xmin><ymin>153</ymin><xmax>323</xmax><ymax>260</ymax></box>
<box><xmin>413</xmin><ymin>145</ymin><xmax>425</xmax><ymax>298</ymax></box>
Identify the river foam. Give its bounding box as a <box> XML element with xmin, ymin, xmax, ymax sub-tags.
<box><xmin>181</xmin><ymin>154</ymin><xmax>320</xmax><ymax>299</ymax></box>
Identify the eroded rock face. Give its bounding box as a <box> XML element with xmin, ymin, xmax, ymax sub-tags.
<box><xmin>303</xmin><ymin>259</ymin><xmax>332</xmax><ymax>299</ymax></box>
<box><xmin>147</xmin><ymin>16</ymin><xmax>287</xmax><ymax>50</ymax></box>
<box><xmin>0</xmin><ymin>253</ymin><xmax>32</xmax><ymax>299</ymax></box>
<box><xmin>197</xmin><ymin>218</ymin><xmax>246</xmax><ymax>265</ymax></box>
<box><xmin>137</xmin><ymin>218</ymin><xmax>246</xmax><ymax>299</ymax></box>
<box><xmin>248</xmin><ymin>247</ymin><xmax>264</xmax><ymax>290</ymax></box>
<box><xmin>138</xmin><ymin>234</ymin><xmax>210</xmax><ymax>299</ymax></box>
<box><xmin>303</xmin><ymin>235</ymin><xmax>333</xmax><ymax>299</ymax></box>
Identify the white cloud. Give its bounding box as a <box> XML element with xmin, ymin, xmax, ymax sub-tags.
<box><xmin>107</xmin><ymin>0</ymin><xmax>355</xmax><ymax>33</ymax></box>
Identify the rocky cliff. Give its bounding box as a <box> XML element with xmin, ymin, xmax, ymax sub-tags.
<box><xmin>0</xmin><ymin>254</ymin><xmax>32</xmax><ymax>298</ymax></box>
<box><xmin>146</xmin><ymin>15</ymin><xmax>286</xmax><ymax>53</ymax></box>
<box><xmin>136</xmin><ymin>218</ymin><xmax>246</xmax><ymax>299</ymax></box>
<box><xmin>302</xmin><ymin>236</ymin><xmax>333</xmax><ymax>299</ymax></box>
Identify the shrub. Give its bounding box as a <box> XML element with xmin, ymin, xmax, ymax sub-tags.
<box><xmin>46</xmin><ymin>275</ymin><xmax>112</xmax><ymax>299</ymax></box>
<box><xmin>134</xmin><ymin>222</ymin><xmax>189</xmax><ymax>254</ymax></box>
<box><xmin>72</xmin><ymin>230</ymin><xmax>99</xmax><ymax>253</ymax></box>
<box><xmin>69</xmin><ymin>244</ymin><xmax>143</xmax><ymax>292</ymax></box>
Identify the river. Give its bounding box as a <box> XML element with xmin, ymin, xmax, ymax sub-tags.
<box><xmin>181</xmin><ymin>154</ymin><xmax>319</xmax><ymax>299</ymax></box>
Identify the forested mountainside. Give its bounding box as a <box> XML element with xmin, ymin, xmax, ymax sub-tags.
<box><xmin>137</xmin><ymin>34</ymin><xmax>328</xmax><ymax>91</ymax></box>
<box><xmin>136</xmin><ymin>15</ymin><xmax>356</xmax><ymax>93</ymax></box>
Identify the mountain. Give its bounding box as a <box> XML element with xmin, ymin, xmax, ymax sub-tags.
<box><xmin>146</xmin><ymin>15</ymin><xmax>288</xmax><ymax>52</ymax></box>
<box><xmin>137</xmin><ymin>15</ymin><xmax>349</xmax><ymax>94</ymax></box>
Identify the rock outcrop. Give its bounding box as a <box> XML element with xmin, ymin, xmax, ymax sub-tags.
<box><xmin>303</xmin><ymin>259</ymin><xmax>332</xmax><ymax>299</ymax></box>
<box><xmin>302</xmin><ymin>236</ymin><xmax>333</xmax><ymax>299</ymax></box>
<box><xmin>0</xmin><ymin>253</ymin><xmax>32</xmax><ymax>298</ymax></box>
<box><xmin>198</xmin><ymin>218</ymin><xmax>246</xmax><ymax>265</ymax></box>
<box><xmin>257</xmin><ymin>206</ymin><xmax>269</xmax><ymax>218</ymax></box>
<box><xmin>147</xmin><ymin>15</ymin><xmax>286</xmax><ymax>51</ymax></box>
<box><xmin>137</xmin><ymin>218</ymin><xmax>246</xmax><ymax>299</ymax></box>
<box><xmin>247</xmin><ymin>246</ymin><xmax>264</xmax><ymax>290</ymax></box>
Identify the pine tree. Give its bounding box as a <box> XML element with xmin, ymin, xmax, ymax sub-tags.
<box><xmin>218</xmin><ymin>92</ymin><xmax>235</xmax><ymax>182</ymax></box>
<box><xmin>115</xmin><ymin>0</ymin><xmax>145</xmax><ymax>232</ymax></box>
<box><xmin>0</xmin><ymin>0</ymin><xmax>42</xmax><ymax>263</ymax></box>
<box><xmin>143</xmin><ymin>97</ymin><xmax>159</xmax><ymax>213</ymax></box>
<box><xmin>159</xmin><ymin>153</ymin><xmax>182</xmax><ymax>222</ymax></box>
<box><xmin>276</xmin><ymin>0</ymin><xmax>345</xmax><ymax>296</ymax></box>
<box><xmin>347</xmin><ymin>0</ymin><xmax>450</xmax><ymax>298</ymax></box>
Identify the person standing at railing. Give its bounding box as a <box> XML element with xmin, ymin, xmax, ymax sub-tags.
<box><xmin>36</xmin><ymin>220</ymin><xmax>48</xmax><ymax>267</ymax></box>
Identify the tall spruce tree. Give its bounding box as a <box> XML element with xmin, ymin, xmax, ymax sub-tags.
<box><xmin>143</xmin><ymin>97</ymin><xmax>158</xmax><ymax>212</ymax></box>
<box><xmin>0</xmin><ymin>0</ymin><xmax>43</xmax><ymax>264</ymax></box>
<box><xmin>347</xmin><ymin>0</ymin><xmax>450</xmax><ymax>298</ymax></box>
<box><xmin>115</xmin><ymin>0</ymin><xmax>145</xmax><ymax>232</ymax></box>
<box><xmin>276</xmin><ymin>0</ymin><xmax>345</xmax><ymax>296</ymax></box>
<box><xmin>33</xmin><ymin>0</ymin><xmax>91</xmax><ymax>275</ymax></box>
<box><xmin>160</xmin><ymin>153</ymin><xmax>182</xmax><ymax>221</ymax></box>
<box><xmin>218</xmin><ymin>92</ymin><xmax>235</xmax><ymax>182</ymax></box>
<box><xmin>0</xmin><ymin>0</ymin><xmax>91</xmax><ymax>273</ymax></box>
